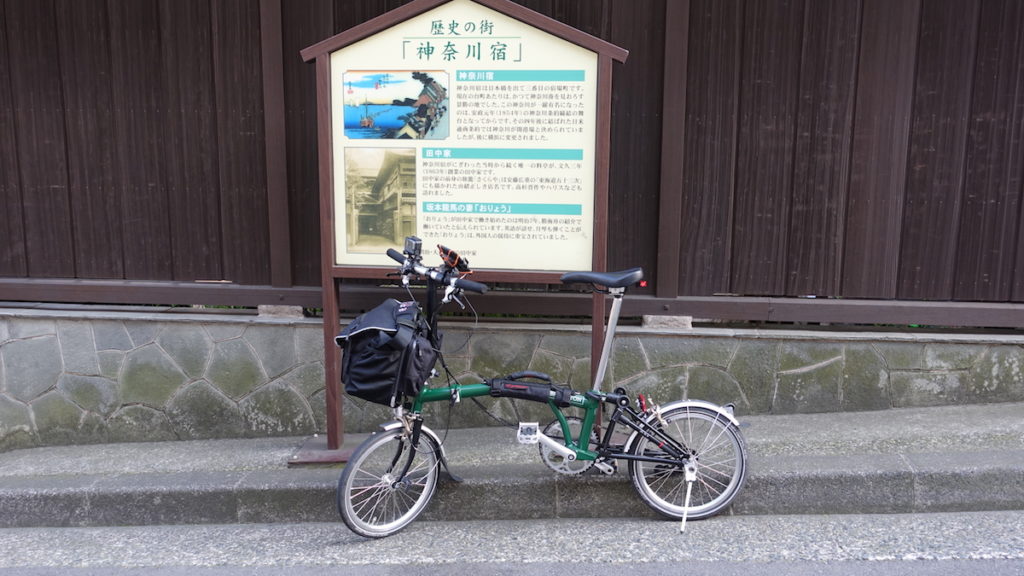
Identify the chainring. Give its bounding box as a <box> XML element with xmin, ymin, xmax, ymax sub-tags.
<box><xmin>539</xmin><ymin>417</ymin><xmax>599</xmax><ymax>475</ymax></box>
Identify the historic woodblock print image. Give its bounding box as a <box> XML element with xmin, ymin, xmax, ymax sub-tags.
<box><xmin>343</xmin><ymin>71</ymin><xmax>449</xmax><ymax>139</ymax></box>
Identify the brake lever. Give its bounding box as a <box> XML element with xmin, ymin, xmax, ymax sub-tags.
<box><xmin>442</xmin><ymin>285</ymin><xmax>465</xmax><ymax>308</ymax></box>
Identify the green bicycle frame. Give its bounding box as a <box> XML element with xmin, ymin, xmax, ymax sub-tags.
<box><xmin>410</xmin><ymin>380</ymin><xmax>603</xmax><ymax>461</ymax></box>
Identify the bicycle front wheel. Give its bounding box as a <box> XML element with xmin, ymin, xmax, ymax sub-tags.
<box><xmin>628</xmin><ymin>405</ymin><xmax>747</xmax><ymax>520</ymax></box>
<box><xmin>337</xmin><ymin>428</ymin><xmax>440</xmax><ymax>538</ymax></box>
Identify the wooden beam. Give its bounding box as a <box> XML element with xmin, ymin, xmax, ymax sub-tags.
<box><xmin>655</xmin><ymin>0</ymin><xmax>689</xmax><ymax>298</ymax></box>
<box><xmin>259</xmin><ymin>0</ymin><xmax>292</xmax><ymax>288</ymax></box>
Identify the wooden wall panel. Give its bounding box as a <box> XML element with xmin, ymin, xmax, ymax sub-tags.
<box><xmin>56</xmin><ymin>0</ymin><xmax>124</xmax><ymax>280</ymax></box>
<box><xmin>284</xmin><ymin>0</ymin><xmax>333</xmax><ymax>287</ymax></box>
<box><xmin>212</xmin><ymin>0</ymin><xmax>271</xmax><ymax>285</ymax></box>
<box><xmin>898</xmin><ymin>0</ymin><xmax>980</xmax><ymax>299</ymax></box>
<box><xmin>606</xmin><ymin>0</ymin><xmax>663</xmax><ymax>278</ymax></box>
<box><xmin>108</xmin><ymin>0</ymin><xmax>173</xmax><ymax>280</ymax></box>
<box><xmin>731</xmin><ymin>0</ymin><xmax>804</xmax><ymax>295</ymax></box>
<box><xmin>678</xmin><ymin>0</ymin><xmax>742</xmax><ymax>295</ymax></box>
<box><xmin>5</xmin><ymin>0</ymin><xmax>74</xmax><ymax>278</ymax></box>
<box><xmin>956</xmin><ymin>0</ymin><xmax>1024</xmax><ymax>302</ymax></box>
<box><xmin>785</xmin><ymin>0</ymin><xmax>860</xmax><ymax>296</ymax></box>
<box><xmin>0</xmin><ymin>0</ymin><xmax>27</xmax><ymax>277</ymax></box>
<box><xmin>160</xmin><ymin>0</ymin><xmax>224</xmax><ymax>281</ymax></box>
<box><xmin>842</xmin><ymin>0</ymin><xmax>920</xmax><ymax>298</ymax></box>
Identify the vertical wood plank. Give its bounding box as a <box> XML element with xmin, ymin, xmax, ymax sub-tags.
<box><xmin>956</xmin><ymin>0</ymin><xmax>1024</xmax><ymax>301</ymax></box>
<box><xmin>160</xmin><ymin>0</ymin><xmax>223</xmax><ymax>281</ymax></box>
<box><xmin>731</xmin><ymin>0</ymin><xmax>804</xmax><ymax>295</ymax></box>
<box><xmin>656</xmin><ymin>0</ymin><xmax>688</xmax><ymax>298</ymax></box>
<box><xmin>786</xmin><ymin>0</ymin><xmax>860</xmax><ymax>296</ymax></box>
<box><xmin>898</xmin><ymin>0</ymin><xmax>980</xmax><ymax>299</ymax></box>
<box><xmin>5</xmin><ymin>0</ymin><xmax>74</xmax><ymax>278</ymax></box>
<box><xmin>108</xmin><ymin>0</ymin><xmax>173</xmax><ymax>280</ymax></box>
<box><xmin>56</xmin><ymin>0</ymin><xmax>125</xmax><ymax>279</ymax></box>
<box><xmin>607</xmin><ymin>0</ymin><xmax>661</xmax><ymax>277</ymax></box>
<box><xmin>212</xmin><ymin>0</ymin><xmax>271</xmax><ymax>285</ymax></box>
<box><xmin>261</xmin><ymin>0</ymin><xmax>292</xmax><ymax>288</ymax></box>
<box><xmin>283</xmin><ymin>0</ymin><xmax>333</xmax><ymax>287</ymax></box>
<box><xmin>842</xmin><ymin>0</ymin><xmax>920</xmax><ymax>298</ymax></box>
<box><xmin>0</xmin><ymin>0</ymin><xmax>27</xmax><ymax>277</ymax></box>
<box><xmin>678</xmin><ymin>0</ymin><xmax>742</xmax><ymax>295</ymax></box>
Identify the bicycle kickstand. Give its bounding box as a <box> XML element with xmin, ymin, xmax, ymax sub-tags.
<box><xmin>679</xmin><ymin>463</ymin><xmax>698</xmax><ymax>533</ymax></box>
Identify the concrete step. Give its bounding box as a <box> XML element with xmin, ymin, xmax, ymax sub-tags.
<box><xmin>1</xmin><ymin>403</ymin><xmax>1022</xmax><ymax>528</ymax></box>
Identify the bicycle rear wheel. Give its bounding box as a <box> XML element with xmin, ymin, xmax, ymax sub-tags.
<box><xmin>628</xmin><ymin>405</ymin><xmax>747</xmax><ymax>520</ymax></box>
<box><xmin>337</xmin><ymin>428</ymin><xmax>440</xmax><ymax>538</ymax></box>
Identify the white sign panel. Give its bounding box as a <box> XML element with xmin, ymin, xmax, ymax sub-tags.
<box><xmin>331</xmin><ymin>0</ymin><xmax>598</xmax><ymax>270</ymax></box>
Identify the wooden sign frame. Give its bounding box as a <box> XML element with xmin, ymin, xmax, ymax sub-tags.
<box><xmin>302</xmin><ymin>0</ymin><xmax>627</xmax><ymax>451</ymax></box>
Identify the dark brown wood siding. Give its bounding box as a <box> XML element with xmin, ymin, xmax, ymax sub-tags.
<box><xmin>4</xmin><ymin>0</ymin><xmax>1024</xmax><ymax>324</ymax></box>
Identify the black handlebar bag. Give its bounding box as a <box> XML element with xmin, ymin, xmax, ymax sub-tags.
<box><xmin>335</xmin><ymin>299</ymin><xmax>437</xmax><ymax>407</ymax></box>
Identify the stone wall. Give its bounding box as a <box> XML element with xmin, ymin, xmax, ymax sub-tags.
<box><xmin>3</xmin><ymin>307</ymin><xmax>1024</xmax><ymax>451</ymax></box>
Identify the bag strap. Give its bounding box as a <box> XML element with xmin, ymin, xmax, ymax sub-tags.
<box><xmin>388</xmin><ymin>305</ymin><xmax>422</xmax><ymax>351</ymax></box>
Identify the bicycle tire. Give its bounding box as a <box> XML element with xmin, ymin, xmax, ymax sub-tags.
<box><xmin>627</xmin><ymin>405</ymin><xmax>747</xmax><ymax>520</ymax></box>
<box><xmin>336</xmin><ymin>428</ymin><xmax>440</xmax><ymax>538</ymax></box>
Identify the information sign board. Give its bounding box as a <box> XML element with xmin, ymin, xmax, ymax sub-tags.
<box><xmin>330</xmin><ymin>0</ymin><xmax>598</xmax><ymax>270</ymax></box>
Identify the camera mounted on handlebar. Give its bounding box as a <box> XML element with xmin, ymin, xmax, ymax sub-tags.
<box><xmin>403</xmin><ymin>236</ymin><xmax>423</xmax><ymax>262</ymax></box>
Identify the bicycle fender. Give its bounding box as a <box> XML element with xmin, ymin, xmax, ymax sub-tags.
<box><xmin>379</xmin><ymin>421</ymin><xmax>463</xmax><ymax>483</ymax></box>
<box><xmin>623</xmin><ymin>400</ymin><xmax>741</xmax><ymax>453</ymax></box>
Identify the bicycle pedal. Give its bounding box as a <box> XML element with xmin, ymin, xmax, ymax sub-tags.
<box><xmin>517</xmin><ymin>422</ymin><xmax>540</xmax><ymax>444</ymax></box>
<box><xmin>594</xmin><ymin>459</ymin><xmax>617</xmax><ymax>475</ymax></box>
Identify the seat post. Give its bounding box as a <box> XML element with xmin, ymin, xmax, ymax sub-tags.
<box><xmin>591</xmin><ymin>287</ymin><xmax>625</xmax><ymax>391</ymax></box>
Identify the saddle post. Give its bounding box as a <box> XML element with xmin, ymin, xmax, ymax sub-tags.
<box><xmin>591</xmin><ymin>286</ymin><xmax>626</xmax><ymax>392</ymax></box>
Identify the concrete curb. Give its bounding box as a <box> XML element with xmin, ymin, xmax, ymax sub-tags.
<box><xmin>1</xmin><ymin>403</ymin><xmax>1022</xmax><ymax>528</ymax></box>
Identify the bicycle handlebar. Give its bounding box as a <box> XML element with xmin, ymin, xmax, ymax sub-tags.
<box><xmin>385</xmin><ymin>247</ymin><xmax>488</xmax><ymax>294</ymax></box>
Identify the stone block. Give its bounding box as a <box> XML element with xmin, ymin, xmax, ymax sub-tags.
<box><xmin>0</xmin><ymin>318</ymin><xmax>9</xmax><ymax>344</ymax></box>
<box><xmin>622</xmin><ymin>365</ymin><xmax>686</xmax><ymax>403</ymax></box>
<box><xmin>537</xmin><ymin>332</ymin><xmax>591</xmax><ymax>358</ymax></box>
<box><xmin>779</xmin><ymin>341</ymin><xmax>844</xmax><ymax>373</ymax></box>
<box><xmin>295</xmin><ymin>325</ymin><xmax>324</xmax><ymax>364</ymax></box>
<box><xmin>924</xmin><ymin>344</ymin><xmax>985</xmax><ymax>371</ymax></box>
<box><xmin>57</xmin><ymin>321</ymin><xmax>99</xmax><ymax>375</ymax></box>
<box><xmin>121</xmin><ymin>345</ymin><xmax>189</xmax><ymax>408</ymax></box>
<box><xmin>641</xmin><ymin>335</ymin><xmax>736</xmax><ymax>369</ymax></box>
<box><xmin>968</xmin><ymin>346</ymin><xmax>1024</xmax><ymax>403</ymax></box>
<box><xmin>92</xmin><ymin>321</ymin><xmax>134</xmax><ymax>351</ymax></box>
<box><xmin>685</xmin><ymin>365</ymin><xmax>747</xmax><ymax>408</ymax></box>
<box><xmin>278</xmin><ymin>362</ymin><xmax>325</xmax><ymax>399</ymax></box>
<box><xmin>125</xmin><ymin>322</ymin><xmax>162</xmax><ymax>348</ymax></box>
<box><xmin>206</xmin><ymin>339</ymin><xmax>266</xmax><ymax>400</ymax></box>
<box><xmin>527</xmin><ymin>349</ymin><xmax>574</xmax><ymax>384</ymax></box>
<box><xmin>31</xmin><ymin>391</ymin><xmax>84</xmax><ymax>445</ymax></box>
<box><xmin>203</xmin><ymin>323</ymin><xmax>246</xmax><ymax>342</ymax></box>
<box><xmin>97</xmin><ymin>350</ymin><xmax>125</xmax><ymax>380</ymax></box>
<box><xmin>57</xmin><ymin>374</ymin><xmax>120</xmax><ymax>417</ymax></box>
<box><xmin>876</xmin><ymin>343</ymin><xmax>926</xmax><ymax>370</ymax></box>
<box><xmin>3</xmin><ymin>336</ymin><xmax>63</xmax><ymax>402</ymax></box>
<box><xmin>9</xmin><ymin>319</ymin><xmax>55</xmax><ymax>339</ymax></box>
<box><xmin>842</xmin><ymin>344</ymin><xmax>891</xmax><ymax>411</ymax></box>
<box><xmin>107</xmin><ymin>405</ymin><xmax>178</xmax><ymax>443</ymax></box>
<box><xmin>728</xmin><ymin>341</ymin><xmax>778</xmax><ymax>414</ymax></box>
<box><xmin>775</xmin><ymin>357</ymin><xmax>843</xmax><ymax>414</ymax></box>
<box><xmin>0</xmin><ymin>395</ymin><xmax>34</xmax><ymax>451</ymax></box>
<box><xmin>890</xmin><ymin>371</ymin><xmax>967</xmax><ymax>408</ymax></box>
<box><xmin>609</xmin><ymin>336</ymin><xmax>646</xmax><ymax>383</ymax></box>
<box><xmin>470</xmin><ymin>332</ymin><xmax>540</xmax><ymax>379</ymax></box>
<box><xmin>245</xmin><ymin>325</ymin><xmax>297</xmax><ymax>379</ymax></box>
<box><xmin>157</xmin><ymin>324</ymin><xmax>212</xmax><ymax>379</ymax></box>
<box><xmin>240</xmin><ymin>382</ymin><xmax>316</xmax><ymax>436</ymax></box>
<box><xmin>166</xmin><ymin>381</ymin><xmax>245</xmax><ymax>440</ymax></box>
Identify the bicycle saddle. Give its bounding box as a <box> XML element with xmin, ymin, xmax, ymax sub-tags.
<box><xmin>560</xmin><ymin>267</ymin><xmax>644</xmax><ymax>288</ymax></box>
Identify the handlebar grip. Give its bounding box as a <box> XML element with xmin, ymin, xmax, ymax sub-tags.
<box><xmin>386</xmin><ymin>248</ymin><xmax>406</xmax><ymax>264</ymax></box>
<box><xmin>455</xmin><ymin>277</ymin><xmax>488</xmax><ymax>294</ymax></box>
